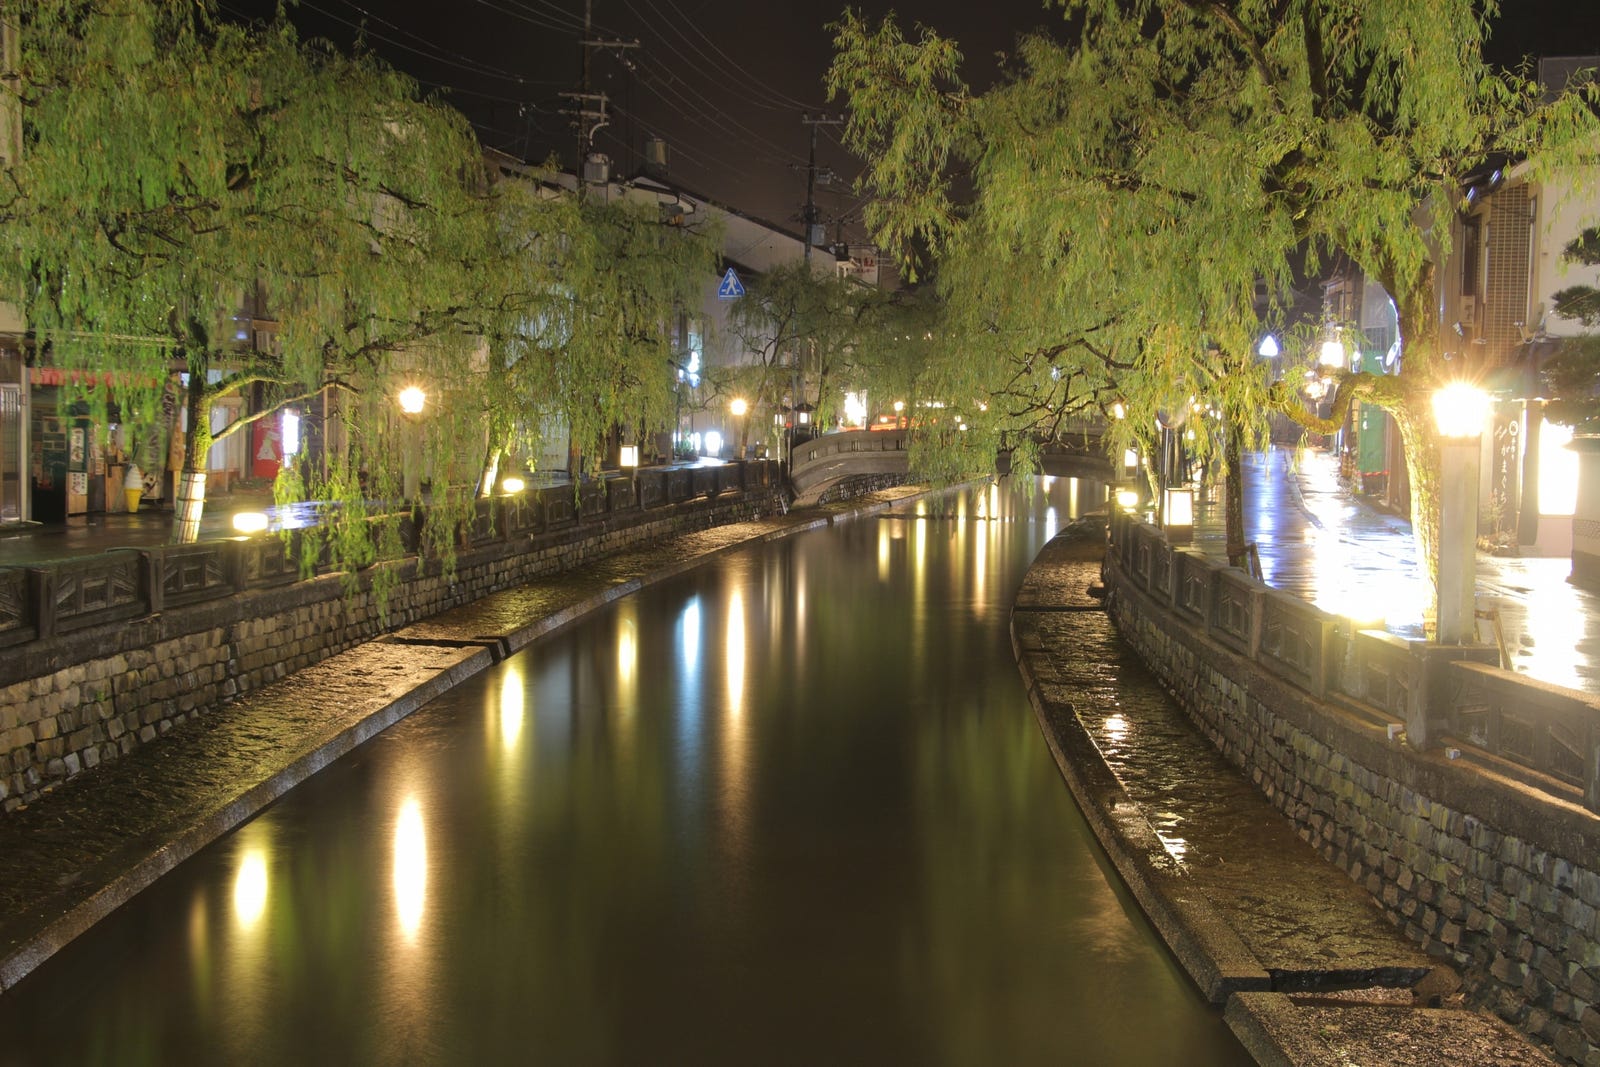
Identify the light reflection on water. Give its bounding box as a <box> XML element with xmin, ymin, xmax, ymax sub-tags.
<box><xmin>0</xmin><ymin>477</ymin><xmax>1248</xmax><ymax>1066</ymax></box>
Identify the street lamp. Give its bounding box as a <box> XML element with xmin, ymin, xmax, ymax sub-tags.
<box><xmin>1432</xmin><ymin>381</ymin><xmax>1490</xmax><ymax>644</ymax></box>
<box><xmin>730</xmin><ymin>397</ymin><xmax>747</xmax><ymax>459</ymax></box>
<box><xmin>397</xmin><ymin>386</ymin><xmax>426</xmax><ymax>501</ymax></box>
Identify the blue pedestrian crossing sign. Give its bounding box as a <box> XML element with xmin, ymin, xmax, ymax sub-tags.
<box><xmin>717</xmin><ymin>267</ymin><xmax>745</xmax><ymax>299</ymax></box>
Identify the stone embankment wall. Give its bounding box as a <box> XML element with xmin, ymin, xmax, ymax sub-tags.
<box><xmin>1104</xmin><ymin>516</ymin><xmax>1600</xmax><ymax>1066</ymax></box>
<box><xmin>1</xmin><ymin>471</ymin><xmax>781</xmax><ymax>813</ymax></box>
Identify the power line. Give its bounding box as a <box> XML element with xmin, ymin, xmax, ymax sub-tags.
<box><xmin>635</xmin><ymin>0</ymin><xmax>814</xmax><ymax>113</ymax></box>
<box><xmin>312</xmin><ymin>0</ymin><xmax>540</xmax><ymax>83</ymax></box>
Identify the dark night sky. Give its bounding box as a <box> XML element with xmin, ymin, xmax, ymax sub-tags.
<box><xmin>221</xmin><ymin>0</ymin><xmax>1600</xmax><ymax>244</ymax></box>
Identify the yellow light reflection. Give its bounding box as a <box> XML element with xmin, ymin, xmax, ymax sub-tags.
<box><xmin>394</xmin><ymin>797</ymin><xmax>428</xmax><ymax>942</ymax></box>
<box><xmin>232</xmin><ymin>848</ymin><xmax>268</xmax><ymax>929</ymax></box>
<box><xmin>878</xmin><ymin>523</ymin><xmax>891</xmax><ymax>582</ymax></box>
<box><xmin>725</xmin><ymin>590</ymin><xmax>747</xmax><ymax>717</ymax></box>
<box><xmin>974</xmin><ymin>516</ymin><xmax>987</xmax><ymax>607</ymax></box>
<box><xmin>1104</xmin><ymin>713</ymin><xmax>1129</xmax><ymax>741</ymax></box>
<box><xmin>1045</xmin><ymin>506</ymin><xmax>1058</xmax><ymax>542</ymax></box>
<box><xmin>988</xmin><ymin>481</ymin><xmax>1000</xmax><ymax>521</ymax></box>
<box><xmin>498</xmin><ymin>664</ymin><xmax>525</xmax><ymax>751</ymax></box>
<box><xmin>618</xmin><ymin>618</ymin><xmax>637</xmax><ymax>689</ymax></box>
<box><xmin>1068</xmin><ymin>478</ymin><xmax>1080</xmax><ymax>518</ymax></box>
<box><xmin>913</xmin><ymin>507</ymin><xmax>927</xmax><ymax>583</ymax></box>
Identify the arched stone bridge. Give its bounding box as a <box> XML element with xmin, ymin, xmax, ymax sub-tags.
<box><xmin>789</xmin><ymin>428</ymin><xmax>1113</xmax><ymax>505</ymax></box>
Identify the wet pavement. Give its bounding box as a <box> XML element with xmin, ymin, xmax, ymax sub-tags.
<box><xmin>1191</xmin><ymin>446</ymin><xmax>1600</xmax><ymax>695</ymax></box>
<box><xmin>0</xmin><ymin>483</ymin><xmax>285</xmax><ymax>564</ymax></box>
<box><xmin>1012</xmin><ymin>522</ymin><xmax>1558</xmax><ymax>1065</ymax></box>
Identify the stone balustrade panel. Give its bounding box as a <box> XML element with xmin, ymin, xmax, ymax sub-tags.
<box><xmin>155</xmin><ymin>543</ymin><xmax>236</xmax><ymax>610</ymax></box>
<box><xmin>690</xmin><ymin>467</ymin><xmax>718</xmax><ymax>499</ymax></box>
<box><xmin>1172</xmin><ymin>549</ymin><xmax>1217</xmax><ymax>626</ymax></box>
<box><xmin>606</xmin><ymin>476</ymin><xmax>637</xmax><ymax>513</ymax></box>
<box><xmin>637</xmin><ymin>470</ymin><xmax>667</xmax><ymax>509</ymax></box>
<box><xmin>1256</xmin><ymin>587</ymin><xmax>1341</xmax><ymax>698</ymax></box>
<box><xmin>0</xmin><ymin>568</ymin><xmax>36</xmax><ymax>649</ymax></box>
<box><xmin>1450</xmin><ymin>660</ymin><xmax>1600</xmax><ymax>806</ymax></box>
<box><xmin>40</xmin><ymin>551</ymin><xmax>149</xmax><ymax>635</ymax></box>
<box><xmin>577</xmin><ymin>481</ymin><xmax>607</xmax><ymax>522</ymax></box>
<box><xmin>1209</xmin><ymin>567</ymin><xmax>1260</xmax><ymax>657</ymax></box>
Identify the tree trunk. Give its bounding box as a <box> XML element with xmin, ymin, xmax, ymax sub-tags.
<box><xmin>1223</xmin><ymin>418</ymin><xmax>1247</xmax><ymax>569</ymax></box>
<box><xmin>173</xmin><ymin>367</ymin><xmax>213</xmax><ymax>544</ymax></box>
<box><xmin>1395</xmin><ymin>391</ymin><xmax>1443</xmax><ymax>621</ymax></box>
<box><xmin>479</xmin><ymin>444</ymin><xmax>501</xmax><ymax>497</ymax></box>
<box><xmin>174</xmin><ymin>464</ymin><xmax>208</xmax><ymax>544</ymax></box>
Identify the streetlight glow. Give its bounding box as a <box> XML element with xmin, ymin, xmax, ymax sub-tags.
<box><xmin>730</xmin><ymin>397</ymin><xmax>748</xmax><ymax>417</ymax></box>
<box><xmin>1432</xmin><ymin>382</ymin><xmax>1490</xmax><ymax>438</ymax></box>
<box><xmin>398</xmin><ymin>386</ymin><xmax>427</xmax><ymax>415</ymax></box>
<box><xmin>231</xmin><ymin>511</ymin><xmax>268</xmax><ymax>535</ymax></box>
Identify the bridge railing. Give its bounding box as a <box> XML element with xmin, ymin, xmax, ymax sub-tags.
<box><xmin>790</xmin><ymin>427</ymin><xmax>1113</xmax><ymax>481</ymax></box>
<box><xmin>791</xmin><ymin>429</ymin><xmax>909</xmax><ymax>469</ymax></box>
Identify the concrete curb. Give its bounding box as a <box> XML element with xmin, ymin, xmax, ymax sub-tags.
<box><xmin>1011</xmin><ymin>614</ymin><xmax>1272</xmax><ymax>1002</ymax></box>
<box><xmin>1224</xmin><ymin>991</ymin><xmax>1561</xmax><ymax>1067</ymax></box>
<box><xmin>0</xmin><ymin>645</ymin><xmax>490</xmax><ymax>992</ymax></box>
<box><xmin>0</xmin><ymin>484</ymin><xmax>945</xmax><ymax>995</ymax></box>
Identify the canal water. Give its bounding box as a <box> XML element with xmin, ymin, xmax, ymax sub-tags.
<box><xmin>0</xmin><ymin>479</ymin><xmax>1248</xmax><ymax>1065</ymax></box>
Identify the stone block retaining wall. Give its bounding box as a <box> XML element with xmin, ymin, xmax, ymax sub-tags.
<box><xmin>1105</xmin><ymin>533</ymin><xmax>1600</xmax><ymax>1066</ymax></box>
<box><xmin>0</xmin><ymin>485</ymin><xmax>779</xmax><ymax>813</ymax></box>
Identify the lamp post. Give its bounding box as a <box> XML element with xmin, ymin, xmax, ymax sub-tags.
<box><xmin>1432</xmin><ymin>382</ymin><xmax>1489</xmax><ymax>644</ymax></box>
<box><xmin>398</xmin><ymin>385</ymin><xmax>426</xmax><ymax>502</ymax></box>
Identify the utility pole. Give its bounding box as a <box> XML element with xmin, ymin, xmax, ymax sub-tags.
<box><xmin>794</xmin><ymin>113</ymin><xmax>843</xmax><ymax>456</ymax></box>
<box><xmin>799</xmin><ymin>113</ymin><xmax>843</xmax><ymax>267</ymax></box>
<box><xmin>563</xmin><ymin>2</ymin><xmax>638</xmax><ymax>193</ymax></box>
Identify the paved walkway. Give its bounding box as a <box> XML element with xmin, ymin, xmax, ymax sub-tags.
<box><xmin>1013</xmin><ymin>523</ymin><xmax>1557</xmax><ymax>1066</ymax></box>
<box><xmin>1192</xmin><ymin>446</ymin><xmax>1600</xmax><ymax>695</ymax></box>
<box><xmin>0</xmin><ymin>487</ymin><xmax>918</xmax><ymax>994</ymax></box>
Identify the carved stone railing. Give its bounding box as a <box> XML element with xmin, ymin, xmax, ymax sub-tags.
<box><xmin>0</xmin><ymin>568</ymin><xmax>37</xmax><ymax>649</ymax></box>
<box><xmin>1450</xmin><ymin>662</ymin><xmax>1600</xmax><ymax>808</ymax></box>
<box><xmin>33</xmin><ymin>550</ymin><xmax>149</xmax><ymax>636</ymax></box>
<box><xmin>0</xmin><ymin>459</ymin><xmax>781</xmax><ymax>649</ymax></box>
<box><xmin>156</xmin><ymin>542</ymin><xmax>237</xmax><ymax>610</ymax></box>
<box><xmin>1108</xmin><ymin>510</ymin><xmax>1598</xmax><ymax>809</ymax></box>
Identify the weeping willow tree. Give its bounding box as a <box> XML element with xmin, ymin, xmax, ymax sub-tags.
<box><xmin>4</xmin><ymin>0</ymin><xmax>491</xmax><ymax>544</ymax></box>
<box><xmin>829</xmin><ymin>0</ymin><xmax>1599</xmax><ymax>594</ymax></box>
<box><xmin>722</xmin><ymin>261</ymin><xmax>893</xmax><ymax>453</ymax></box>
<box><xmin>454</xmin><ymin>184</ymin><xmax>720</xmax><ymax>491</ymax></box>
<box><xmin>553</xmin><ymin>195</ymin><xmax>722</xmax><ymax>476</ymax></box>
<box><xmin>828</xmin><ymin>7</ymin><xmax>1296</xmax><ymax>562</ymax></box>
